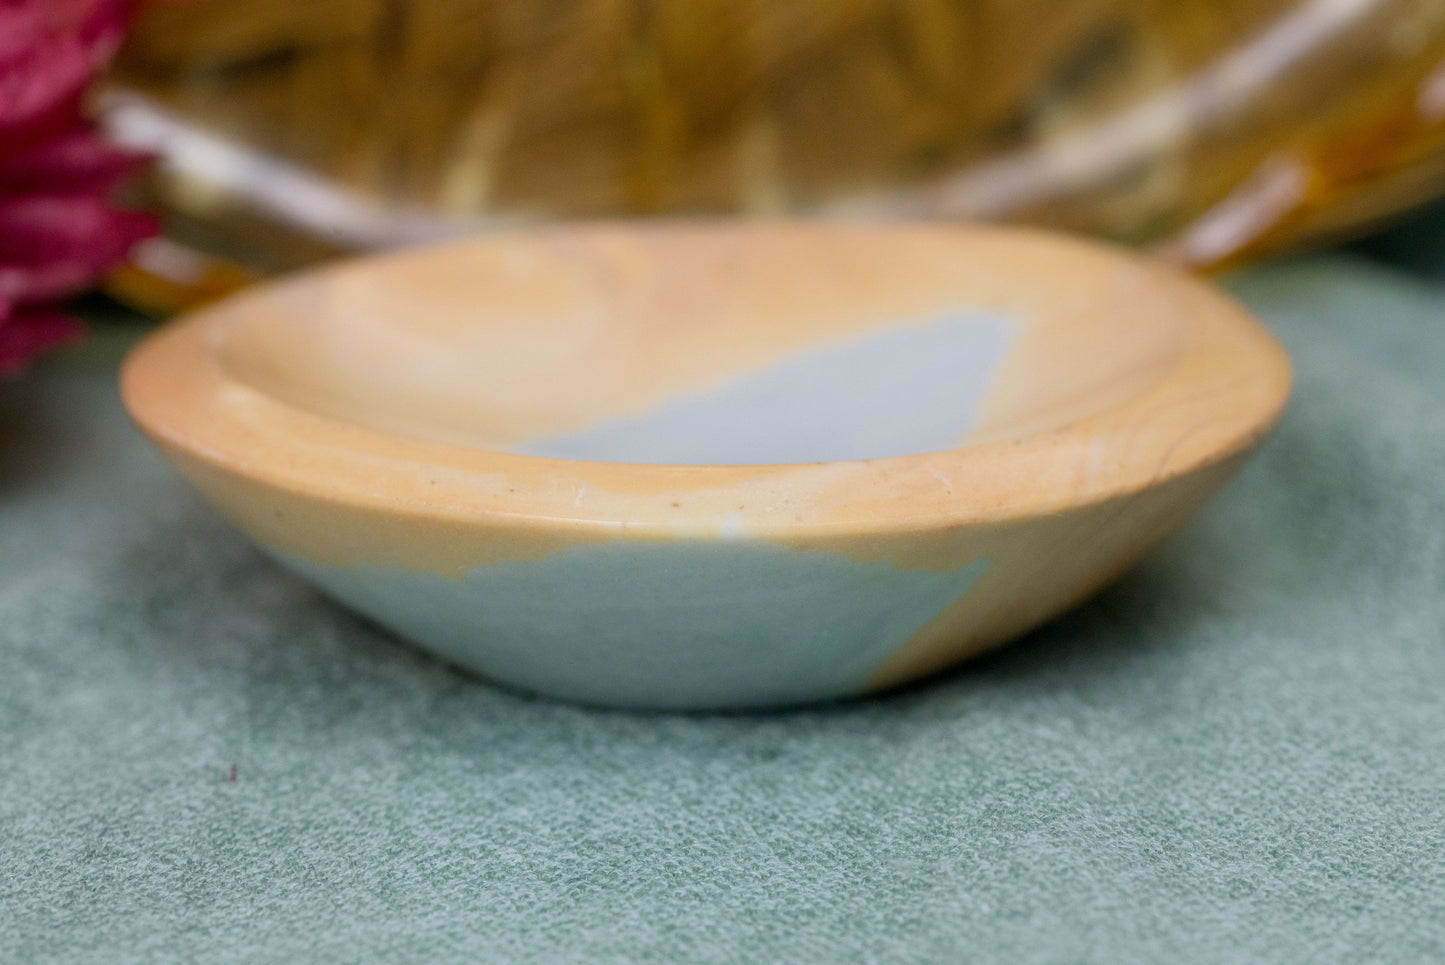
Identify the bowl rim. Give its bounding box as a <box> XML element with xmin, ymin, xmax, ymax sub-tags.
<box><xmin>120</xmin><ymin>220</ymin><xmax>1292</xmax><ymax>538</ymax></box>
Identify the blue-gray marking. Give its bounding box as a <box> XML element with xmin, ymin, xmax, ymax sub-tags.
<box><xmin>275</xmin><ymin>540</ymin><xmax>990</xmax><ymax>709</ymax></box>
<box><xmin>519</xmin><ymin>309</ymin><xmax>1016</xmax><ymax>465</ymax></box>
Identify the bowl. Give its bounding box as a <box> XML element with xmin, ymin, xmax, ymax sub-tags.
<box><xmin>121</xmin><ymin>222</ymin><xmax>1290</xmax><ymax>710</ymax></box>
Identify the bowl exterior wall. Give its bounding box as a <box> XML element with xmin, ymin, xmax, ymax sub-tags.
<box><xmin>153</xmin><ymin>441</ymin><xmax>1253</xmax><ymax>709</ymax></box>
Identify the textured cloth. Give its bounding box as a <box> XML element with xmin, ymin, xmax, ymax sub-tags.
<box><xmin>3</xmin><ymin>252</ymin><xmax>1445</xmax><ymax>963</ymax></box>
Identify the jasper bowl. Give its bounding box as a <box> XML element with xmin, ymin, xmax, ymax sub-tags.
<box><xmin>121</xmin><ymin>223</ymin><xmax>1290</xmax><ymax>710</ymax></box>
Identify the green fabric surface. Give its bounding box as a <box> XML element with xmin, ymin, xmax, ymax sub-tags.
<box><xmin>3</xmin><ymin>252</ymin><xmax>1445</xmax><ymax>963</ymax></box>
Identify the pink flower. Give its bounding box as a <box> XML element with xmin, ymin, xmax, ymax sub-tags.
<box><xmin>0</xmin><ymin>0</ymin><xmax>159</xmax><ymax>375</ymax></box>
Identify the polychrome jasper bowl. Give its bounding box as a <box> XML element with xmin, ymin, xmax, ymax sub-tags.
<box><xmin>121</xmin><ymin>223</ymin><xmax>1290</xmax><ymax>710</ymax></box>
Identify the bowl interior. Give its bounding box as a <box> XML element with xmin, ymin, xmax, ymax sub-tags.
<box><xmin>215</xmin><ymin>226</ymin><xmax>1189</xmax><ymax>466</ymax></box>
